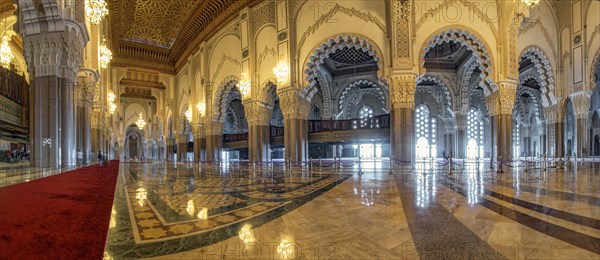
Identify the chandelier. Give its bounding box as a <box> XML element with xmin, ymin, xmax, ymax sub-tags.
<box><xmin>85</xmin><ymin>0</ymin><xmax>109</xmax><ymax>25</ymax></box>
<box><xmin>185</xmin><ymin>108</ymin><xmax>192</xmax><ymax>121</ymax></box>
<box><xmin>196</xmin><ymin>102</ymin><xmax>206</xmax><ymax>117</ymax></box>
<box><xmin>273</xmin><ymin>62</ymin><xmax>289</xmax><ymax>85</ymax></box>
<box><xmin>0</xmin><ymin>36</ymin><xmax>14</xmax><ymax>69</ymax></box>
<box><xmin>99</xmin><ymin>40</ymin><xmax>112</xmax><ymax>69</ymax></box>
<box><xmin>522</xmin><ymin>0</ymin><xmax>540</xmax><ymax>7</ymax></box>
<box><xmin>107</xmin><ymin>90</ymin><xmax>116</xmax><ymax>115</ymax></box>
<box><xmin>239</xmin><ymin>73</ymin><xmax>251</xmax><ymax>98</ymax></box>
<box><xmin>136</xmin><ymin>113</ymin><xmax>147</xmax><ymax>129</ymax></box>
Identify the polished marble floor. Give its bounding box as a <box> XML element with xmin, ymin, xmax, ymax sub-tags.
<box><xmin>103</xmin><ymin>160</ymin><xmax>600</xmax><ymax>259</ymax></box>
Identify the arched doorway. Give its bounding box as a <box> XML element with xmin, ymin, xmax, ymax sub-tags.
<box><xmin>114</xmin><ymin>141</ymin><xmax>119</xmax><ymax>160</ymax></box>
<box><xmin>594</xmin><ymin>135</ymin><xmax>600</xmax><ymax>156</ymax></box>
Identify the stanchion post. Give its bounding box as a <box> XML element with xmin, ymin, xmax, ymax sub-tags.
<box><xmin>496</xmin><ymin>156</ymin><xmax>503</xmax><ymax>173</ymax></box>
<box><xmin>358</xmin><ymin>155</ymin><xmax>363</xmax><ymax>175</ymax></box>
<box><xmin>448</xmin><ymin>155</ymin><xmax>453</xmax><ymax>175</ymax></box>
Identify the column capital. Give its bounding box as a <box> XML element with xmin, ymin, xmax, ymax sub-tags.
<box><xmin>244</xmin><ymin>100</ymin><xmax>273</xmax><ymax>127</ymax></box>
<box><xmin>486</xmin><ymin>81</ymin><xmax>517</xmax><ymax>116</ymax></box>
<box><xmin>570</xmin><ymin>90</ymin><xmax>592</xmax><ymax>119</ymax></box>
<box><xmin>203</xmin><ymin>119</ymin><xmax>224</xmax><ymax>136</ymax></box>
<box><xmin>277</xmin><ymin>88</ymin><xmax>310</xmax><ymax>120</ymax></box>
<box><xmin>388</xmin><ymin>73</ymin><xmax>417</xmax><ymax>110</ymax></box>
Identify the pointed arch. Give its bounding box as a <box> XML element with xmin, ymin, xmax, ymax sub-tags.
<box><xmin>212</xmin><ymin>75</ymin><xmax>240</xmax><ymax>122</ymax></box>
<box><xmin>419</xmin><ymin>27</ymin><xmax>496</xmax><ymax>95</ymax></box>
<box><xmin>302</xmin><ymin>34</ymin><xmax>385</xmax><ymax>102</ymax></box>
<box><xmin>519</xmin><ymin>46</ymin><xmax>557</xmax><ymax>107</ymax></box>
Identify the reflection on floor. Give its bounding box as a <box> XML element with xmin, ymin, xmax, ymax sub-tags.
<box><xmin>104</xmin><ymin>161</ymin><xmax>600</xmax><ymax>259</ymax></box>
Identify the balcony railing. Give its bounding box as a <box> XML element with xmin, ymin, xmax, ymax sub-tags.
<box><xmin>308</xmin><ymin>114</ymin><xmax>390</xmax><ymax>133</ymax></box>
<box><xmin>223</xmin><ymin>132</ymin><xmax>248</xmax><ymax>143</ymax></box>
<box><xmin>0</xmin><ymin>67</ymin><xmax>28</xmax><ymax>106</ymax></box>
<box><xmin>226</xmin><ymin>114</ymin><xmax>391</xmax><ymax>141</ymax></box>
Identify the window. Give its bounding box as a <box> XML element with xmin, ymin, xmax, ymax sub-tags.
<box><xmin>359</xmin><ymin>106</ymin><xmax>374</xmax><ymax>128</ymax></box>
<box><xmin>467</xmin><ymin>107</ymin><xmax>484</xmax><ymax>158</ymax></box>
<box><xmin>415</xmin><ymin>105</ymin><xmax>436</xmax><ymax>158</ymax></box>
<box><xmin>513</xmin><ymin>124</ymin><xmax>520</xmax><ymax>158</ymax></box>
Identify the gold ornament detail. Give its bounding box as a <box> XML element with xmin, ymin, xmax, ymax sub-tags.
<box><xmin>0</xmin><ymin>36</ymin><xmax>14</xmax><ymax>69</ymax></box>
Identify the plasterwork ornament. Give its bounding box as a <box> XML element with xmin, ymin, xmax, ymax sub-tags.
<box><xmin>570</xmin><ymin>91</ymin><xmax>592</xmax><ymax>119</ymax></box>
<box><xmin>277</xmin><ymin>88</ymin><xmax>311</xmax><ymax>120</ymax></box>
<box><xmin>486</xmin><ymin>81</ymin><xmax>517</xmax><ymax>116</ymax></box>
<box><xmin>244</xmin><ymin>101</ymin><xmax>273</xmax><ymax>127</ymax></box>
<box><xmin>202</xmin><ymin>119</ymin><xmax>224</xmax><ymax>136</ymax></box>
<box><xmin>389</xmin><ymin>74</ymin><xmax>416</xmax><ymax>110</ymax></box>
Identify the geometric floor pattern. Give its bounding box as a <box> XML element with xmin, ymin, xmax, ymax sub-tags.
<box><xmin>104</xmin><ymin>161</ymin><xmax>600</xmax><ymax>259</ymax></box>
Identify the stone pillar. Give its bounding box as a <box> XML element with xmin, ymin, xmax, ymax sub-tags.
<box><xmin>486</xmin><ymin>81</ymin><xmax>517</xmax><ymax>160</ymax></box>
<box><xmin>30</xmin><ymin>75</ymin><xmax>61</xmax><ymax>167</ymax></box>
<box><xmin>204</xmin><ymin>120</ymin><xmax>224</xmax><ymax>162</ymax></box>
<box><xmin>388</xmin><ymin>74</ymin><xmax>416</xmax><ymax>162</ymax></box>
<box><xmin>82</xmin><ymin>106</ymin><xmax>91</xmax><ymax>163</ymax></box>
<box><xmin>245</xmin><ymin>101</ymin><xmax>273</xmax><ymax>162</ymax></box>
<box><xmin>176</xmin><ymin>133</ymin><xmax>187</xmax><ymax>162</ymax></box>
<box><xmin>193</xmin><ymin>123</ymin><xmax>206</xmax><ymax>162</ymax></box>
<box><xmin>455</xmin><ymin>114</ymin><xmax>466</xmax><ymax>159</ymax></box>
<box><xmin>166</xmin><ymin>138</ymin><xmax>175</xmax><ymax>161</ymax></box>
<box><xmin>277</xmin><ymin>88</ymin><xmax>310</xmax><ymax>162</ymax></box>
<box><xmin>572</xmin><ymin>91</ymin><xmax>592</xmax><ymax>157</ymax></box>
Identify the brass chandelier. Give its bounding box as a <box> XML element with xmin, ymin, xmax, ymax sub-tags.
<box><xmin>85</xmin><ymin>0</ymin><xmax>109</xmax><ymax>25</ymax></box>
<box><xmin>0</xmin><ymin>35</ymin><xmax>14</xmax><ymax>69</ymax></box>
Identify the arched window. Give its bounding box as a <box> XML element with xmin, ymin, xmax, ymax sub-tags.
<box><xmin>513</xmin><ymin>123</ymin><xmax>520</xmax><ymax>158</ymax></box>
<box><xmin>359</xmin><ymin>106</ymin><xmax>374</xmax><ymax>128</ymax></box>
<box><xmin>415</xmin><ymin>105</ymin><xmax>436</xmax><ymax>158</ymax></box>
<box><xmin>309</xmin><ymin>106</ymin><xmax>321</xmax><ymax>120</ymax></box>
<box><xmin>467</xmin><ymin>107</ymin><xmax>484</xmax><ymax>158</ymax></box>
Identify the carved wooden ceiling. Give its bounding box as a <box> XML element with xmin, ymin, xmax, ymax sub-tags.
<box><xmin>107</xmin><ymin>0</ymin><xmax>261</xmax><ymax>74</ymax></box>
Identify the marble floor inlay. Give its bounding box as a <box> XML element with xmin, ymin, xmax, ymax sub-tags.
<box><xmin>104</xmin><ymin>161</ymin><xmax>600</xmax><ymax>259</ymax></box>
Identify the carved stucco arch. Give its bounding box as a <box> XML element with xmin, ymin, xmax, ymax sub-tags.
<box><xmin>337</xmin><ymin>79</ymin><xmax>387</xmax><ymax>118</ymax></box>
<box><xmin>515</xmin><ymin>83</ymin><xmax>542</xmax><ymax>119</ymax></box>
<box><xmin>416</xmin><ymin>75</ymin><xmax>453</xmax><ymax>117</ymax></box>
<box><xmin>519</xmin><ymin>46</ymin><xmax>557</xmax><ymax>107</ymax></box>
<box><xmin>592</xmin><ymin>49</ymin><xmax>600</xmax><ymax>89</ymax></box>
<box><xmin>419</xmin><ymin>27</ymin><xmax>496</xmax><ymax>95</ymax></box>
<box><xmin>459</xmin><ymin>60</ymin><xmax>485</xmax><ymax>113</ymax></box>
<box><xmin>302</xmin><ymin>34</ymin><xmax>385</xmax><ymax>102</ymax></box>
<box><xmin>212</xmin><ymin>75</ymin><xmax>240</xmax><ymax>122</ymax></box>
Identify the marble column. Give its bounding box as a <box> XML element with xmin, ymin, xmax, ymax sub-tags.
<box><xmin>82</xmin><ymin>105</ymin><xmax>91</xmax><ymax>163</ymax></box>
<box><xmin>388</xmin><ymin>74</ymin><xmax>416</xmax><ymax>162</ymax></box>
<box><xmin>576</xmin><ymin>117</ymin><xmax>589</xmax><ymax>157</ymax></box>
<box><xmin>245</xmin><ymin>102</ymin><xmax>273</xmax><ymax>162</ymax></box>
<box><xmin>177</xmin><ymin>133</ymin><xmax>187</xmax><ymax>162</ymax></box>
<box><xmin>204</xmin><ymin>121</ymin><xmax>224</xmax><ymax>162</ymax></box>
<box><xmin>486</xmin><ymin>82</ymin><xmax>517</xmax><ymax>161</ymax></box>
<box><xmin>193</xmin><ymin>123</ymin><xmax>206</xmax><ymax>162</ymax></box>
<box><xmin>60</xmin><ymin>77</ymin><xmax>76</xmax><ymax>167</ymax></box>
<box><xmin>30</xmin><ymin>75</ymin><xmax>61</xmax><ymax>168</ymax></box>
<box><xmin>277</xmin><ymin>88</ymin><xmax>310</xmax><ymax>162</ymax></box>
<box><xmin>455</xmin><ymin>114</ymin><xmax>466</xmax><ymax>159</ymax></box>
<box><xmin>166</xmin><ymin>138</ymin><xmax>175</xmax><ymax>161</ymax></box>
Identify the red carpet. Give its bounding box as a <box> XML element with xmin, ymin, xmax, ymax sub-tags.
<box><xmin>0</xmin><ymin>161</ymin><xmax>120</xmax><ymax>260</ymax></box>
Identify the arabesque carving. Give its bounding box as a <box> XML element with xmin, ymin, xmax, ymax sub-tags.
<box><xmin>389</xmin><ymin>74</ymin><xmax>416</xmax><ymax>110</ymax></box>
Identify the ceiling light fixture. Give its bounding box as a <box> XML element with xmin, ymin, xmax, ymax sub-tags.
<box><xmin>136</xmin><ymin>113</ymin><xmax>147</xmax><ymax>129</ymax></box>
<box><xmin>0</xmin><ymin>36</ymin><xmax>14</xmax><ymax>69</ymax></box>
<box><xmin>239</xmin><ymin>73</ymin><xmax>251</xmax><ymax>98</ymax></box>
<box><xmin>273</xmin><ymin>62</ymin><xmax>289</xmax><ymax>86</ymax></box>
<box><xmin>99</xmin><ymin>39</ymin><xmax>112</xmax><ymax>69</ymax></box>
<box><xmin>197</xmin><ymin>102</ymin><xmax>206</xmax><ymax>117</ymax></box>
<box><xmin>85</xmin><ymin>0</ymin><xmax>109</xmax><ymax>25</ymax></box>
